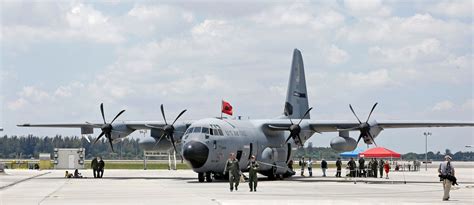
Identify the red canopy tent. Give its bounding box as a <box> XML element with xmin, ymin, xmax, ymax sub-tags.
<box><xmin>359</xmin><ymin>147</ymin><xmax>401</xmax><ymax>158</ymax></box>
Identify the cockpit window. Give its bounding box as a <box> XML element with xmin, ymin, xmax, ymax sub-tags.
<box><xmin>202</xmin><ymin>127</ymin><xmax>209</xmax><ymax>134</ymax></box>
<box><xmin>193</xmin><ymin>127</ymin><xmax>202</xmax><ymax>133</ymax></box>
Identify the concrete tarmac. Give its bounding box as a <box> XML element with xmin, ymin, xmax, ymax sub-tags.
<box><xmin>1</xmin><ymin>165</ymin><xmax>473</xmax><ymax>205</ymax></box>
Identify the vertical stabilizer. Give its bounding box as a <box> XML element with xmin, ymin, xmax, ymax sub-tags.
<box><xmin>283</xmin><ymin>49</ymin><xmax>310</xmax><ymax>119</ymax></box>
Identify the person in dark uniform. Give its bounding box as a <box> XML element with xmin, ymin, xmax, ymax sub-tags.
<box><xmin>348</xmin><ymin>158</ymin><xmax>356</xmax><ymax>177</ymax></box>
<box><xmin>299</xmin><ymin>157</ymin><xmax>305</xmax><ymax>176</ymax></box>
<box><xmin>247</xmin><ymin>155</ymin><xmax>259</xmax><ymax>192</ymax></box>
<box><xmin>97</xmin><ymin>157</ymin><xmax>105</xmax><ymax>178</ymax></box>
<box><xmin>335</xmin><ymin>157</ymin><xmax>342</xmax><ymax>177</ymax></box>
<box><xmin>224</xmin><ymin>153</ymin><xmax>240</xmax><ymax>192</ymax></box>
<box><xmin>379</xmin><ymin>159</ymin><xmax>385</xmax><ymax>178</ymax></box>
<box><xmin>320</xmin><ymin>159</ymin><xmax>327</xmax><ymax>177</ymax></box>
<box><xmin>358</xmin><ymin>157</ymin><xmax>365</xmax><ymax>177</ymax></box>
<box><xmin>372</xmin><ymin>158</ymin><xmax>378</xmax><ymax>178</ymax></box>
<box><xmin>91</xmin><ymin>157</ymin><xmax>98</xmax><ymax>178</ymax></box>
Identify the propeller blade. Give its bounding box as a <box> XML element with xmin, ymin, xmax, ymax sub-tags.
<box><xmin>100</xmin><ymin>103</ymin><xmax>106</xmax><ymax>124</ymax></box>
<box><xmin>296</xmin><ymin>134</ymin><xmax>303</xmax><ymax>146</ymax></box>
<box><xmin>94</xmin><ymin>131</ymin><xmax>105</xmax><ymax>144</ymax></box>
<box><xmin>171</xmin><ymin>109</ymin><xmax>187</xmax><ymax>126</ymax></box>
<box><xmin>349</xmin><ymin>104</ymin><xmax>362</xmax><ymax>124</ymax></box>
<box><xmin>365</xmin><ymin>102</ymin><xmax>378</xmax><ymax>123</ymax></box>
<box><xmin>154</xmin><ymin>133</ymin><xmax>166</xmax><ymax>146</ymax></box>
<box><xmin>268</xmin><ymin>125</ymin><xmax>291</xmax><ymax>131</ymax></box>
<box><xmin>285</xmin><ymin>135</ymin><xmax>292</xmax><ymax>143</ymax></box>
<box><xmin>160</xmin><ymin>104</ymin><xmax>168</xmax><ymax>125</ymax></box>
<box><xmin>169</xmin><ymin>134</ymin><xmax>182</xmax><ymax>159</ymax></box>
<box><xmin>106</xmin><ymin>133</ymin><xmax>114</xmax><ymax>152</ymax></box>
<box><xmin>284</xmin><ymin>110</ymin><xmax>294</xmax><ymax>125</ymax></box>
<box><xmin>367</xmin><ymin>131</ymin><xmax>377</xmax><ymax>147</ymax></box>
<box><xmin>110</xmin><ymin>110</ymin><xmax>126</xmax><ymax>124</ymax></box>
<box><xmin>297</xmin><ymin>107</ymin><xmax>313</xmax><ymax>125</ymax></box>
<box><xmin>94</xmin><ymin>132</ymin><xmax>105</xmax><ymax>144</ymax></box>
<box><xmin>356</xmin><ymin>133</ymin><xmax>363</xmax><ymax>145</ymax></box>
<box><xmin>85</xmin><ymin>122</ymin><xmax>102</xmax><ymax>128</ymax></box>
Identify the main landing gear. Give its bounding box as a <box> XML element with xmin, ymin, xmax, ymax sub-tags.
<box><xmin>198</xmin><ymin>172</ymin><xmax>213</xmax><ymax>182</ymax></box>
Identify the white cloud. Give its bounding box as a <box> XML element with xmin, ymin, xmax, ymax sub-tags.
<box><xmin>426</xmin><ymin>0</ymin><xmax>473</xmax><ymax>18</ymax></box>
<box><xmin>333</xmin><ymin>69</ymin><xmax>396</xmax><ymax>89</ymax></box>
<box><xmin>7</xmin><ymin>98</ymin><xmax>28</xmax><ymax>110</ymax></box>
<box><xmin>1</xmin><ymin>2</ymin><xmax>124</xmax><ymax>46</ymax></box>
<box><xmin>432</xmin><ymin>100</ymin><xmax>454</xmax><ymax>111</ymax></box>
<box><xmin>327</xmin><ymin>45</ymin><xmax>350</xmax><ymax>65</ymax></box>
<box><xmin>368</xmin><ymin>38</ymin><xmax>442</xmax><ymax>63</ymax></box>
<box><xmin>344</xmin><ymin>0</ymin><xmax>391</xmax><ymax>17</ymax></box>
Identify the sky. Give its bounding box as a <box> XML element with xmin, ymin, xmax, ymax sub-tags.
<box><xmin>1</xmin><ymin>0</ymin><xmax>473</xmax><ymax>154</ymax></box>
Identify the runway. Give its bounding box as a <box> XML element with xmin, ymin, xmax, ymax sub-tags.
<box><xmin>1</xmin><ymin>165</ymin><xmax>473</xmax><ymax>205</ymax></box>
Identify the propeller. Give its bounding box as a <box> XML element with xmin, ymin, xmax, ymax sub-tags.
<box><xmin>146</xmin><ymin>104</ymin><xmax>187</xmax><ymax>157</ymax></box>
<box><xmin>88</xmin><ymin>103</ymin><xmax>126</xmax><ymax>152</ymax></box>
<box><xmin>270</xmin><ymin>107</ymin><xmax>313</xmax><ymax>147</ymax></box>
<box><xmin>346</xmin><ymin>102</ymin><xmax>378</xmax><ymax>147</ymax></box>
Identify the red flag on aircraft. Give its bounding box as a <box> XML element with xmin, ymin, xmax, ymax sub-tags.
<box><xmin>221</xmin><ymin>100</ymin><xmax>233</xmax><ymax>116</ymax></box>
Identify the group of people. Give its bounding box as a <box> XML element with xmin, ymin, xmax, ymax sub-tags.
<box><xmin>224</xmin><ymin>153</ymin><xmax>259</xmax><ymax>192</ymax></box>
<box><xmin>65</xmin><ymin>169</ymin><xmax>83</xmax><ymax>178</ymax></box>
<box><xmin>346</xmin><ymin>157</ymin><xmax>391</xmax><ymax>179</ymax></box>
<box><xmin>91</xmin><ymin>157</ymin><xmax>105</xmax><ymax>178</ymax></box>
<box><xmin>298</xmin><ymin>157</ymin><xmax>328</xmax><ymax>177</ymax></box>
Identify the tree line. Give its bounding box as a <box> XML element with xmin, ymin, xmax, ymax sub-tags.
<box><xmin>1</xmin><ymin>135</ymin><xmax>473</xmax><ymax>161</ymax></box>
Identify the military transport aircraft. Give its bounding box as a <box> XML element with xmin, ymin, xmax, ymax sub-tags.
<box><xmin>19</xmin><ymin>49</ymin><xmax>473</xmax><ymax>182</ymax></box>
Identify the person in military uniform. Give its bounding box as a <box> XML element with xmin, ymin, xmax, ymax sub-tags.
<box><xmin>335</xmin><ymin>157</ymin><xmax>342</xmax><ymax>177</ymax></box>
<box><xmin>348</xmin><ymin>158</ymin><xmax>356</xmax><ymax>177</ymax></box>
<box><xmin>98</xmin><ymin>157</ymin><xmax>105</xmax><ymax>178</ymax></box>
<box><xmin>379</xmin><ymin>159</ymin><xmax>385</xmax><ymax>178</ymax></box>
<box><xmin>247</xmin><ymin>155</ymin><xmax>259</xmax><ymax>192</ymax></box>
<box><xmin>358</xmin><ymin>157</ymin><xmax>365</xmax><ymax>177</ymax></box>
<box><xmin>224</xmin><ymin>153</ymin><xmax>240</xmax><ymax>192</ymax></box>
<box><xmin>371</xmin><ymin>158</ymin><xmax>378</xmax><ymax>178</ymax></box>
<box><xmin>91</xmin><ymin>156</ymin><xmax>98</xmax><ymax>178</ymax></box>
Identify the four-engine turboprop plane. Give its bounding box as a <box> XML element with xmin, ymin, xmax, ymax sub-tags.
<box><xmin>19</xmin><ymin>49</ymin><xmax>474</xmax><ymax>182</ymax></box>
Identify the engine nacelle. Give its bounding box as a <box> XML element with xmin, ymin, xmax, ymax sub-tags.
<box><xmin>330</xmin><ymin>137</ymin><xmax>357</xmax><ymax>152</ymax></box>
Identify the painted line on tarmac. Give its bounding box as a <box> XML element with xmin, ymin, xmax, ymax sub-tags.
<box><xmin>0</xmin><ymin>171</ymin><xmax>51</xmax><ymax>190</ymax></box>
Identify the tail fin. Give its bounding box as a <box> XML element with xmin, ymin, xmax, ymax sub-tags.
<box><xmin>283</xmin><ymin>49</ymin><xmax>310</xmax><ymax>119</ymax></box>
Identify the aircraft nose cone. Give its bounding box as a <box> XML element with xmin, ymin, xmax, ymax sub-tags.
<box><xmin>182</xmin><ymin>141</ymin><xmax>209</xmax><ymax>169</ymax></box>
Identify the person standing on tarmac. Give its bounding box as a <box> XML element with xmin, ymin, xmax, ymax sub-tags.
<box><xmin>97</xmin><ymin>157</ymin><xmax>105</xmax><ymax>178</ymax></box>
<box><xmin>335</xmin><ymin>157</ymin><xmax>342</xmax><ymax>177</ymax></box>
<box><xmin>372</xmin><ymin>158</ymin><xmax>378</xmax><ymax>178</ymax></box>
<box><xmin>307</xmin><ymin>158</ymin><xmax>313</xmax><ymax>177</ymax></box>
<box><xmin>438</xmin><ymin>155</ymin><xmax>455</xmax><ymax>201</ymax></box>
<box><xmin>348</xmin><ymin>158</ymin><xmax>356</xmax><ymax>177</ymax></box>
<box><xmin>321</xmin><ymin>159</ymin><xmax>328</xmax><ymax>177</ymax></box>
<box><xmin>91</xmin><ymin>157</ymin><xmax>98</xmax><ymax>178</ymax></box>
<box><xmin>224</xmin><ymin>153</ymin><xmax>240</xmax><ymax>192</ymax></box>
<box><xmin>299</xmin><ymin>157</ymin><xmax>306</xmax><ymax>176</ymax></box>
<box><xmin>379</xmin><ymin>159</ymin><xmax>385</xmax><ymax>178</ymax></box>
<box><xmin>247</xmin><ymin>155</ymin><xmax>259</xmax><ymax>192</ymax></box>
<box><xmin>358</xmin><ymin>157</ymin><xmax>365</xmax><ymax>177</ymax></box>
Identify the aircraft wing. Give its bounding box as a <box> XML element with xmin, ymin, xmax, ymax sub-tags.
<box><xmin>264</xmin><ymin>120</ymin><xmax>474</xmax><ymax>132</ymax></box>
<box><xmin>17</xmin><ymin>121</ymin><xmax>193</xmax><ymax>134</ymax></box>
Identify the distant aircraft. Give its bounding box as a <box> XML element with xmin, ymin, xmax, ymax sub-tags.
<box><xmin>0</xmin><ymin>127</ymin><xmax>3</xmax><ymax>131</ymax></box>
<box><xmin>19</xmin><ymin>49</ymin><xmax>474</xmax><ymax>182</ymax></box>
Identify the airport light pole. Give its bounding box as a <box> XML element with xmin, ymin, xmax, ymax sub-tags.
<box><xmin>424</xmin><ymin>132</ymin><xmax>432</xmax><ymax>171</ymax></box>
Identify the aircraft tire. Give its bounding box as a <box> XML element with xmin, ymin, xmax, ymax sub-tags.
<box><xmin>205</xmin><ymin>172</ymin><xmax>213</xmax><ymax>182</ymax></box>
<box><xmin>198</xmin><ymin>173</ymin><xmax>205</xmax><ymax>182</ymax></box>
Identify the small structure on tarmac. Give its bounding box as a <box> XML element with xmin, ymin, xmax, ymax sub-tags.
<box><xmin>39</xmin><ymin>153</ymin><xmax>52</xmax><ymax>169</ymax></box>
<box><xmin>53</xmin><ymin>148</ymin><xmax>85</xmax><ymax>169</ymax></box>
